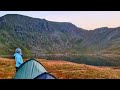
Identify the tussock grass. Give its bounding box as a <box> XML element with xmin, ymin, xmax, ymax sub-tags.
<box><xmin>0</xmin><ymin>58</ymin><xmax>120</xmax><ymax>79</ymax></box>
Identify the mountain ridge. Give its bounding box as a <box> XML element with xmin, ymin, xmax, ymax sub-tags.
<box><xmin>0</xmin><ymin>14</ymin><xmax>120</xmax><ymax>57</ymax></box>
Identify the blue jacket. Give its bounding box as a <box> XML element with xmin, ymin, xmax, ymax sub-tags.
<box><xmin>14</xmin><ymin>53</ymin><xmax>23</xmax><ymax>67</ymax></box>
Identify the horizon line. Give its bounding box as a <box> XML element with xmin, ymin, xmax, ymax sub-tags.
<box><xmin>1</xmin><ymin>13</ymin><xmax>120</xmax><ymax>30</ymax></box>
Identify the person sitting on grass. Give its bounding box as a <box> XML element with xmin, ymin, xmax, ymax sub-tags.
<box><xmin>14</xmin><ymin>48</ymin><xmax>23</xmax><ymax>72</ymax></box>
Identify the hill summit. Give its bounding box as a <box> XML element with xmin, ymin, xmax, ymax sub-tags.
<box><xmin>0</xmin><ymin>14</ymin><xmax>120</xmax><ymax>56</ymax></box>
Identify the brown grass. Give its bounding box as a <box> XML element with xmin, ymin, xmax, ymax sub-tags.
<box><xmin>0</xmin><ymin>58</ymin><xmax>120</xmax><ymax>79</ymax></box>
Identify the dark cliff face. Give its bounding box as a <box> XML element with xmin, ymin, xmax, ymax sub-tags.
<box><xmin>0</xmin><ymin>14</ymin><xmax>120</xmax><ymax>55</ymax></box>
<box><xmin>0</xmin><ymin>14</ymin><xmax>87</xmax><ymax>55</ymax></box>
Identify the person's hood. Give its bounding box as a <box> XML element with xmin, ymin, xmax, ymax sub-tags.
<box><xmin>15</xmin><ymin>48</ymin><xmax>22</xmax><ymax>55</ymax></box>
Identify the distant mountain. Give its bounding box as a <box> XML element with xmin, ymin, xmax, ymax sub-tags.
<box><xmin>0</xmin><ymin>14</ymin><xmax>120</xmax><ymax>56</ymax></box>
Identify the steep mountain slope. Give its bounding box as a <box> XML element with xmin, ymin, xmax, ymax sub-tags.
<box><xmin>0</xmin><ymin>14</ymin><xmax>86</xmax><ymax>56</ymax></box>
<box><xmin>81</xmin><ymin>27</ymin><xmax>120</xmax><ymax>54</ymax></box>
<box><xmin>0</xmin><ymin>14</ymin><xmax>120</xmax><ymax>56</ymax></box>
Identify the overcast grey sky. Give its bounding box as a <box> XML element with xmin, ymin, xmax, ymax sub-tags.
<box><xmin>0</xmin><ymin>11</ymin><xmax>120</xmax><ymax>30</ymax></box>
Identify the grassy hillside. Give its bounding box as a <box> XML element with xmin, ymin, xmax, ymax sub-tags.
<box><xmin>1</xmin><ymin>14</ymin><xmax>120</xmax><ymax>56</ymax></box>
<box><xmin>0</xmin><ymin>14</ymin><xmax>86</xmax><ymax>55</ymax></box>
<box><xmin>0</xmin><ymin>58</ymin><xmax>120</xmax><ymax>79</ymax></box>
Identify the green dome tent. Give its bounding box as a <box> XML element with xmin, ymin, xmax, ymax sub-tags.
<box><xmin>14</xmin><ymin>58</ymin><xmax>56</xmax><ymax>79</ymax></box>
